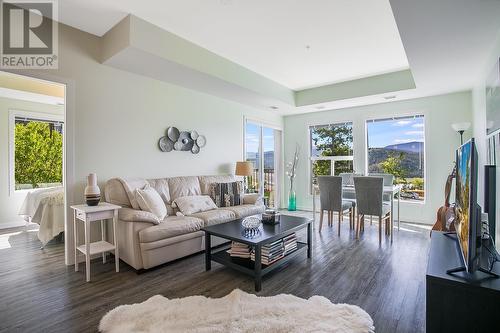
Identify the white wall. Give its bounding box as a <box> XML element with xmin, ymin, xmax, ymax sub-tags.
<box><xmin>0</xmin><ymin>97</ymin><xmax>64</xmax><ymax>227</ymax></box>
<box><xmin>283</xmin><ymin>91</ymin><xmax>472</xmax><ymax>224</ymax></box>
<box><xmin>7</xmin><ymin>23</ymin><xmax>282</xmax><ymax>263</ymax></box>
<box><xmin>472</xmin><ymin>32</ymin><xmax>500</xmax><ymax>246</ymax></box>
<box><xmin>472</xmin><ymin>34</ymin><xmax>500</xmax><ymax>202</ymax></box>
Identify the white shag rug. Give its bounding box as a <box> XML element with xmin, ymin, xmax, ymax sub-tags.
<box><xmin>99</xmin><ymin>289</ymin><xmax>374</xmax><ymax>333</ymax></box>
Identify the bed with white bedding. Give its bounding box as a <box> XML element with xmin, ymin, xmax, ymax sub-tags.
<box><xmin>18</xmin><ymin>187</ymin><xmax>64</xmax><ymax>246</ymax></box>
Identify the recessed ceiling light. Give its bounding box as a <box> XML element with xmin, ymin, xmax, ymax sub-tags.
<box><xmin>384</xmin><ymin>95</ymin><xmax>397</xmax><ymax>100</ymax></box>
<box><xmin>270</xmin><ymin>106</ymin><xmax>279</xmax><ymax>110</ymax></box>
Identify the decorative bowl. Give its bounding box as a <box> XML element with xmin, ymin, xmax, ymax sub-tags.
<box><xmin>242</xmin><ymin>216</ymin><xmax>262</xmax><ymax>230</ymax></box>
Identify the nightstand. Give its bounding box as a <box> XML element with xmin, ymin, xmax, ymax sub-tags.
<box><xmin>71</xmin><ymin>203</ymin><xmax>121</xmax><ymax>282</ymax></box>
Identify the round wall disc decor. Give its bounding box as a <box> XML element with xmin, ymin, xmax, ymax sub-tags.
<box><xmin>158</xmin><ymin>136</ymin><xmax>174</xmax><ymax>152</ymax></box>
<box><xmin>178</xmin><ymin>131</ymin><xmax>194</xmax><ymax>151</ymax></box>
<box><xmin>173</xmin><ymin>141</ymin><xmax>183</xmax><ymax>151</ymax></box>
<box><xmin>167</xmin><ymin>127</ymin><xmax>180</xmax><ymax>142</ymax></box>
<box><xmin>158</xmin><ymin>126</ymin><xmax>206</xmax><ymax>154</ymax></box>
<box><xmin>196</xmin><ymin>135</ymin><xmax>207</xmax><ymax>148</ymax></box>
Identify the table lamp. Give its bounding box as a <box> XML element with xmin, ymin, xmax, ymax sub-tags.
<box><xmin>235</xmin><ymin>161</ymin><xmax>253</xmax><ymax>192</ymax></box>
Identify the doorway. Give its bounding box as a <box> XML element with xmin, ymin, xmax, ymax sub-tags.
<box><xmin>0</xmin><ymin>71</ymin><xmax>67</xmax><ymax>249</ymax></box>
<box><xmin>244</xmin><ymin>119</ymin><xmax>282</xmax><ymax>208</ymax></box>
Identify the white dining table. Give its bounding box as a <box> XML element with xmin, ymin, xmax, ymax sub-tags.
<box><xmin>312</xmin><ymin>184</ymin><xmax>401</xmax><ymax>242</ymax></box>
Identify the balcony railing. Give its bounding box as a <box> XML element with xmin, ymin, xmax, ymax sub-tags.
<box><xmin>247</xmin><ymin>168</ymin><xmax>274</xmax><ymax>194</ymax></box>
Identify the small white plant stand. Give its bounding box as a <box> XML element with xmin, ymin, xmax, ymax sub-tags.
<box><xmin>71</xmin><ymin>203</ymin><xmax>121</xmax><ymax>282</ymax></box>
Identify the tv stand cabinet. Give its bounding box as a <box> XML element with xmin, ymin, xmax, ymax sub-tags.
<box><xmin>426</xmin><ymin>232</ymin><xmax>500</xmax><ymax>333</ymax></box>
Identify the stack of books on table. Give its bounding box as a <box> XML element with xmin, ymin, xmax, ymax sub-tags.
<box><xmin>249</xmin><ymin>233</ymin><xmax>297</xmax><ymax>265</ymax></box>
<box><xmin>251</xmin><ymin>238</ymin><xmax>284</xmax><ymax>265</ymax></box>
<box><xmin>228</xmin><ymin>242</ymin><xmax>251</xmax><ymax>259</ymax></box>
<box><xmin>283</xmin><ymin>233</ymin><xmax>298</xmax><ymax>255</ymax></box>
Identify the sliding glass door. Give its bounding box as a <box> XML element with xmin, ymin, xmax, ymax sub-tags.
<box><xmin>245</xmin><ymin>121</ymin><xmax>281</xmax><ymax>208</ymax></box>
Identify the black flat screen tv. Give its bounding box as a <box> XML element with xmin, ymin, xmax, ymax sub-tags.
<box><xmin>454</xmin><ymin>138</ymin><xmax>480</xmax><ymax>272</ymax></box>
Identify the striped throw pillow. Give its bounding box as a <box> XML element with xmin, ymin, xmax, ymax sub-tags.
<box><xmin>209</xmin><ymin>181</ymin><xmax>243</xmax><ymax>207</ymax></box>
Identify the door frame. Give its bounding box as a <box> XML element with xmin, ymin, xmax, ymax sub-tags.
<box><xmin>243</xmin><ymin>116</ymin><xmax>282</xmax><ymax>207</ymax></box>
<box><xmin>1</xmin><ymin>69</ymin><xmax>76</xmax><ymax>265</ymax></box>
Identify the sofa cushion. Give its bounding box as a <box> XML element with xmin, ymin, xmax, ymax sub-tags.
<box><xmin>198</xmin><ymin>175</ymin><xmax>236</xmax><ymax>195</ymax></box>
<box><xmin>223</xmin><ymin>204</ymin><xmax>266</xmax><ymax>218</ymax></box>
<box><xmin>117</xmin><ymin>178</ymin><xmax>148</xmax><ymax>209</ymax></box>
<box><xmin>189</xmin><ymin>209</ymin><xmax>236</xmax><ymax>226</ymax></box>
<box><xmin>168</xmin><ymin>176</ymin><xmax>201</xmax><ymax>201</ymax></box>
<box><xmin>146</xmin><ymin>178</ymin><xmax>171</xmax><ymax>204</ymax></box>
<box><xmin>138</xmin><ymin>216</ymin><xmax>204</xmax><ymax>243</ymax></box>
<box><xmin>173</xmin><ymin>195</ymin><xmax>218</xmax><ymax>215</ymax></box>
<box><xmin>104</xmin><ymin>178</ymin><xmax>132</xmax><ymax>208</ymax></box>
<box><xmin>242</xmin><ymin>193</ymin><xmax>263</xmax><ymax>205</ymax></box>
<box><xmin>119</xmin><ymin>207</ymin><xmax>161</xmax><ymax>224</ymax></box>
<box><xmin>209</xmin><ymin>181</ymin><xmax>243</xmax><ymax>207</ymax></box>
<box><xmin>135</xmin><ymin>185</ymin><xmax>168</xmax><ymax>220</ymax></box>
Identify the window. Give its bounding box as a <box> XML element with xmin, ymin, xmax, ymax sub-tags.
<box><xmin>9</xmin><ymin>110</ymin><xmax>64</xmax><ymax>192</ymax></box>
<box><xmin>309</xmin><ymin>122</ymin><xmax>354</xmax><ymax>191</ymax></box>
<box><xmin>366</xmin><ymin>115</ymin><xmax>425</xmax><ymax>202</ymax></box>
<box><xmin>244</xmin><ymin>120</ymin><xmax>282</xmax><ymax>207</ymax></box>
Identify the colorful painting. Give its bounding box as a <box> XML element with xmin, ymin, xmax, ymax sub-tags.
<box><xmin>455</xmin><ymin>141</ymin><xmax>472</xmax><ymax>265</ymax></box>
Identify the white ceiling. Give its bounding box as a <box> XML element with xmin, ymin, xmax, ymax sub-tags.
<box><xmin>59</xmin><ymin>0</ymin><xmax>409</xmax><ymax>90</ymax></box>
<box><xmin>389</xmin><ymin>0</ymin><xmax>500</xmax><ymax>95</ymax></box>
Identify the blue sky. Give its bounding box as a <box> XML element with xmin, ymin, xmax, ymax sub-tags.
<box><xmin>245</xmin><ymin>123</ymin><xmax>275</xmax><ymax>153</ymax></box>
<box><xmin>367</xmin><ymin>117</ymin><xmax>424</xmax><ymax>148</ymax></box>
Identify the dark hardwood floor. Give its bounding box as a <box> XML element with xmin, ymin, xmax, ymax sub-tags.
<box><xmin>0</xmin><ymin>213</ymin><xmax>430</xmax><ymax>333</ymax></box>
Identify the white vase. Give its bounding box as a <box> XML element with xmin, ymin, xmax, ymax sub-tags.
<box><xmin>84</xmin><ymin>173</ymin><xmax>101</xmax><ymax>206</ymax></box>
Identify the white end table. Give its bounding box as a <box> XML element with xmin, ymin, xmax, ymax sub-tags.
<box><xmin>71</xmin><ymin>203</ymin><xmax>121</xmax><ymax>282</ymax></box>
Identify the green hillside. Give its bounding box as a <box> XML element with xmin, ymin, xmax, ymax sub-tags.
<box><xmin>368</xmin><ymin>148</ymin><xmax>424</xmax><ymax>178</ymax></box>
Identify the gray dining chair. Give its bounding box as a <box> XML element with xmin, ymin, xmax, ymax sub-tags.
<box><xmin>368</xmin><ymin>173</ymin><xmax>394</xmax><ymax>186</ymax></box>
<box><xmin>368</xmin><ymin>173</ymin><xmax>394</xmax><ymax>202</ymax></box>
<box><xmin>339</xmin><ymin>173</ymin><xmax>362</xmax><ymax>207</ymax></box>
<box><xmin>317</xmin><ymin>176</ymin><xmax>354</xmax><ymax>235</ymax></box>
<box><xmin>353</xmin><ymin>176</ymin><xmax>391</xmax><ymax>244</ymax></box>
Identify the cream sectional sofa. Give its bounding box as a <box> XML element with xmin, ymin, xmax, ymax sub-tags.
<box><xmin>104</xmin><ymin>175</ymin><xmax>265</xmax><ymax>270</ymax></box>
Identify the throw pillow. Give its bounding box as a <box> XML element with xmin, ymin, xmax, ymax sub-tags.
<box><xmin>210</xmin><ymin>181</ymin><xmax>243</xmax><ymax>207</ymax></box>
<box><xmin>135</xmin><ymin>185</ymin><xmax>168</xmax><ymax>221</ymax></box>
<box><xmin>172</xmin><ymin>195</ymin><xmax>218</xmax><ymax>215</ymax></box>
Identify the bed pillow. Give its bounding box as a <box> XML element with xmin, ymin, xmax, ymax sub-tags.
<box><xmin>209</xmin><ymin>181</ymin><xmax>243</xmax><ymax>207</ymax></box>
<box><xmin>135</xmin><ymin>185</ymin><xmax>168</xmax><ymax>221</ymax></box>
<box><xmin>172</xmin><ymin>195</ymin><xmax>218</xmax><ymax>215</ymax></box>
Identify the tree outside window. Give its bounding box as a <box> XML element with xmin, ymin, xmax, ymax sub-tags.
<box><xmin>13</xmin><ymin>116</ymin><xmax>63</xmax><ymax>190</ymax></box>
<box><xmin>366</xmin><ymin>115</ymin><xmax>425</xmax><ymax>202</ymax></box>
<box><xmin>310</xmin><ymin>123</ymin><xmax>354</xmax><ymax>191</ymax></box>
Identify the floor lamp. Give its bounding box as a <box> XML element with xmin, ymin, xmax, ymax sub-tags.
<box><xmin>451</xmin><ymin>122</ymin><xmax>471</xmax><ymax>145</ymax></box>
<box><xmin>235</xmin><ymin>161</ymin><xmax>253</xmax><ymax>193</ymax></box>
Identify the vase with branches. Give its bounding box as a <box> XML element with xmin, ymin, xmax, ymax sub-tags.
<box><xmin>286</xmin><ymin>144</ymin><xmax>300</xmax><ymax>211</ymax></box>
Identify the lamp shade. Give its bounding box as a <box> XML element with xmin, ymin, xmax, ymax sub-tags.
<box><xmin>451</xmin><ymin>122</ymin><xmax>471</xmax><ymax>132</ymax></box>
<box><xmin>235</xmin><ymin>161</ymin><xmax>253</xmax><ymax>176</ymax></box>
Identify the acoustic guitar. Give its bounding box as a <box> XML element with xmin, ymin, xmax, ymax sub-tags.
<box><xmin>431</xmin><ymin>166</ymin><xmax>456</xmax><ymax>236</ymax></box>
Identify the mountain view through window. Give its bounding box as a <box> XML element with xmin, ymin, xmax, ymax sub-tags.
<box><xmin>367</xmin><ymin>115</ymin><xmax>425</xmax><ymax>202</ymax></box>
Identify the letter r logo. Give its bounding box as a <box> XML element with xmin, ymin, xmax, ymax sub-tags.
<box><xmin>2</xmin><ymin>1</ymin><xmax>53</xmax><ymax>54</ymax></box>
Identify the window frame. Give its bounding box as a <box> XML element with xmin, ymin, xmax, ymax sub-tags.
<box><xmin>243</xmin><ymin>117</ymin><xmax>283</xmax><ymax>206</ymax></box>
<box><xmin>8</xmin><ymin>109</ymin><xmax>64</xmax><ymax>195</ymax></box>
<box><xmin>308</xmin><ymin>121</ymin><xmax>355</xmax><ymax>194</ymax></box>
<box><xmin>364</xmin><ymin>113</ymin><xmax>427</xmax><ymax>204</ymax></box>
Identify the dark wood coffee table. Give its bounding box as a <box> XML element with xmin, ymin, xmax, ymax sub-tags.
<box><xmin>202</xmin><ymin>215</ymin><xmax>312</xmax><ymax>291</ymax></box>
